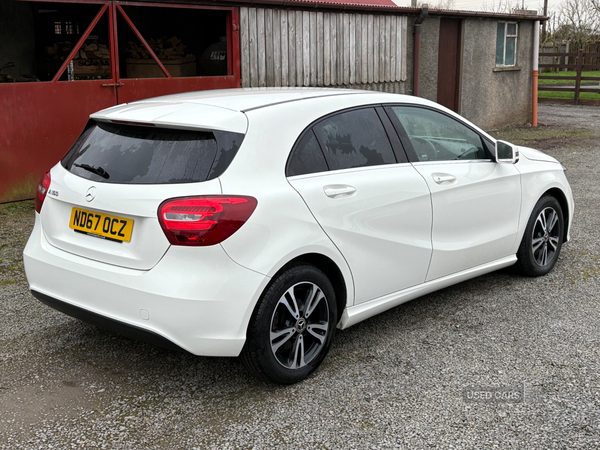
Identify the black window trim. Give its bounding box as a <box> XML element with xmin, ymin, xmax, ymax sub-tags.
<box><xmin>285</xmin><ymin>103</ymin><xmax>409</xmax><ymax>178</ymax></box>
<box><xmin>375</xmin><ymin>106</ymin><xmax>409</xmax><ymax>164</ymax></box>
<box><xmin>285</xmin><ymin>128</ymin><xmax>331</xmax><ymax>177</ymax></box>
<box><xmin>382</xmin><ymin>104</ymin><xmax>496</xmax><ymax>163</ymax></box>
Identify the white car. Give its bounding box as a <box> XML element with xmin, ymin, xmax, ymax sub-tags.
<box><xmin>24</xmin><ymin>88</ymin><xmax>574</xmax><ymax>384</ymax></box>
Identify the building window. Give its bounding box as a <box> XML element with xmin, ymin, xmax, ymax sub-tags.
<box><xmin>495</xmin><ymin>22</ymin><xmax>517</xmax><ymax>66</ymax></box>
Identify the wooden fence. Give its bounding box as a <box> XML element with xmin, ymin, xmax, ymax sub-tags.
<box><xmin>538</xmin><ymin>50</ymin><xmax>600</xmax><ymax>106</ymax></box>
<box><xmin>239</xmin><ymin>7</ymin><xmax>408</xmax><ymax>88</ymax></box>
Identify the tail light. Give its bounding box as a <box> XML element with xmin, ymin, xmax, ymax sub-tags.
<box><xmin>35</xmin><ymin>171</ymin><xmax>51</xmax><ymax>214</ymax></box>
<box><xmin>158</xmin><ymin>196</ymin><xmax>258</xmax><ymax>246</ymax></box>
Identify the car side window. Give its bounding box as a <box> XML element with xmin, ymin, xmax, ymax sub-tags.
<box><xmin>312</xmin><ymin>108</ymin><xmax>397</xmax><ymax>171</ymax></box>
<box><xmin>287</xmin><ymin>130</ymin><xmax>329</xmax><ymax>177</ymax></box>
<box><xmin>391</xmin><ymin>106</ymin><xmax>488</xmax><ymax>162</ymax></box>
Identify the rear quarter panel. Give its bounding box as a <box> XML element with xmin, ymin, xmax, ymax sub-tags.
<box><xmin>215</xmin><ymin>96</ymin><xmax>388</xmax><ymax>308</ymax></box>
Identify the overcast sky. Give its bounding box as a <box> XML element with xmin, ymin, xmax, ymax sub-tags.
<box><xmin>393</xmin><ymin>0</ymin><xmax>564</xmax><ymax>14</ymax></box>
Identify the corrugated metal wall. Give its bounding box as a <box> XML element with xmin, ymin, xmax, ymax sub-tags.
<box><xmin>239</xmin><ymin>7</ymin><xmax>407</xmax><ymax>89</ymax></box>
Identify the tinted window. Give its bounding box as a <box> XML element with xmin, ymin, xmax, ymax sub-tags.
<box><xmin>208</xmin><ymin>130</ymin><xmax>244</xmax><ymax>179</ymax></box>
<box><xmin>313</xmin><ymin>108</ymin><xmax>396</xmax><ymax>171</ymax></box>
<box><xmin>287</xmin><ymin>130</ymin><xmax>329</xmax><ymax>177</ymax></box>
<box><xmin>391</xmin><ymin>106</ymin><xmax>487</xmax><ymax>162</ymax></box>
<box><xmin>61</xmin><ymin>121</ymin><xmax>244</xmax><ymax>184</ymax></box>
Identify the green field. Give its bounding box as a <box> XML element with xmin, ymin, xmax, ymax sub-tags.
<box><xmin>538</xmin><ymin>70</ymin><xmax>600</xmax><ymax>85</ymax></box>
<box><xmin>538</xmin><ymin>90</ymin><xmax>600</xmax><ymax>100</ymax></box>
<box><xmin>538</xmin><ymin>70</ymin><xmax>600</xmax><ymax>100</ymax></box>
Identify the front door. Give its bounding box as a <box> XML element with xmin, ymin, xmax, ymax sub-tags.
<box><xmin>387</xmin><ymin>105</ymin><xmax>521</xmax><ymax>282</ymax></box>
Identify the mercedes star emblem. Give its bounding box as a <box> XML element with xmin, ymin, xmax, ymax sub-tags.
<box><xmin>85</xmin><ymin>186</ymin><xmax>97</xmax><ymax>202</ymax></box>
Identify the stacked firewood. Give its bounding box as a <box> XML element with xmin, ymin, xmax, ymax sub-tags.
<box><xmin>77</xmin><ymin>43</ymin><xmax>110</xmax><ymax>60</ymax></box>
<box><xmin>126</xmin><ymin>36</ymin><xmax>189</xmax><ymax>60</ymax></box>
<box><xmin>45</xmin><ymin>41</ymin><xmax>75</xmax><ymax>60</ymax></box>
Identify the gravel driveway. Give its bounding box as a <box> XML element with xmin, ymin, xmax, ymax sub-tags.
<box><xmin>1</xmin><ymin>104</ymin><xmax>599</xmax><ymax>449</ymax></box>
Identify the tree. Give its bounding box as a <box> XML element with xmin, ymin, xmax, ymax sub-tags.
<box><xmin>548</xmin><ymin>0</ymin><xmax>600</xmax><ymax>51</ymax></box>
<box><xmin>431</xmin><ymin>0</ymin><xmax>456</xmax><ymax>9</ymax></box>
<box><xmin>480</xmin><ymin>0</ymin><xmax>530</xmax><ymax>13</ymax></box>
<box><xmin>417</xmin><ymin>0</ymin><xmax>456</xmax><ymax>10</ymax></box>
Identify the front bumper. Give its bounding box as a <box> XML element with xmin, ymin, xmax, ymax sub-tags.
<box><xmin>23</xmin><ymin>215</ymin><xmax>270</xmax><ymax>357</ymax></box>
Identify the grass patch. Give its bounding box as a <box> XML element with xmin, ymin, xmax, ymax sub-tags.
<box><xmin>538</xmin><ymin>70</ymin><xmax>600</xmax><ymax>85</ymax></box>
<box><xmin>0</xmin><ymin>176</ymin><xmax>38</xmax><ymax>204</ymax></box>
<box><xmin>0</xmin><ymin>200</ymin><xmax>35</xmax><ymax>215</ymax></box>
<box><xmin>538</xmin><ymin>90</ymin><xmax>600</xmax><ymax>100</ymax></box>
<box><xmin>488</xmin><ymin>127</ymin><xmax>594</xmax><ymax>147</ymax></box>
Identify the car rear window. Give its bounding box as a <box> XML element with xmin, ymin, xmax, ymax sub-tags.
<box><xmin>61</xmin><ymin>121</ymin><xmax>244</xmax><ymax>184</ymax></box>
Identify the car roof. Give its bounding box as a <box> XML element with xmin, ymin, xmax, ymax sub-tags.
<box><xmin>90</xmin><ymin>88</ymin><xmax>432</xmax><ymax>134</ymax></box>
<box><xmin>134</xmin><ymin>87</ymin><xmax>365</xmax><ymax>112</ymax></box>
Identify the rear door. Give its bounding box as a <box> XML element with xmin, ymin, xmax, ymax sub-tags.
<box><xmin>287</xmin><ymin>107</ymin><xmax>432</xmax><ymax>304</ymax></box>
<box><xmin>386</xmin><ymin>105</ymin><xmax>521</xmax><ymax>282</ymax></box>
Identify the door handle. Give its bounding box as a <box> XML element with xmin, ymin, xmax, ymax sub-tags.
<box><xmin>324</xmin><ymin>185</ymin><xmax>356</xmax><ymax>198</ymax></box>
<box><xmin>432</xmin><ymin>173</ymin><xmax>457</xmax><ymax>184</ymax></box>
<box><xmin>101</xmin><ymin>82</ymin><xmax>124</xmax><ymax>88</ymax></box>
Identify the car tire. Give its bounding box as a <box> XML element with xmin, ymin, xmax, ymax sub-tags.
<box><xmin>241</xmin><ymin>264</ymin><xmax>337</xmax><ymax>384</ymax></box>
<box><xmin>516</xmin><ymin>195</ymin><xmax>564</xmax><ymax>277</ymax></box>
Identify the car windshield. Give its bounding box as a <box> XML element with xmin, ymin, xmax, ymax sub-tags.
<box><xmin>61</xmin><ymin>121</ymin><xmax>244</xmax><ymax>184</ymax></box>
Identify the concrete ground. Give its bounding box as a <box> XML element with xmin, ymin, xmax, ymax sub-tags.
<box><xmin>0</xmin><ymin>104</ymin><xmax>599</xmax><ymax>449</ymax></box>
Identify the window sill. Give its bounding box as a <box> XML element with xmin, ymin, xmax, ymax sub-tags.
<box><xmin>493</xmin><ymin>66</ymin><xmax>522</xmax><ymax>72</ymax></box>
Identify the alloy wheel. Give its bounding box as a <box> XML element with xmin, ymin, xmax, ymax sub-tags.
<box><xmin>270</xmin><ymin>282</ymin><xmax>330</xmax><ymax>370</ymax></box>
<box><xmin>531</xmin><ymin>207</ymin><xmax>561</xmax><ymax>267</ymax></box>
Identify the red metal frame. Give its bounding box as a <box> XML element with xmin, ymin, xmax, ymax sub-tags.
<box><xmin>1</xmin><ymin>0</ymin><xmax>242</xmax><ymax>203</ymax></box>
<box><xmin>229</xmin><ymin>7</ymin><xmax>241</xmax><ymax>78</ymax></box>
<box><xmin>52</xmin><ymin>4</ymin><xmax>109</xmax><ymax>82</ymax></box>
<box><xmin>5</xmin><ymin>0</ymin><xmax>241</xmax><ymax>85</ymax></box>
<box><xmin>109</xmin><ymin>1</ymin><xmax>119</xmax><ymax>80</ymax></box>
<box><xmin>116</xmin><ymin>4</ymin><xmax>172</xmax><ymax>78</ymax></box>
<box><xmin>115</xmin><ymin>1</ymin><xmax>239</xmax><ymax>78</ymax></box>
<box><xmin>112</xmin><ymin>0</ymin><xmax>240</xmax><ymax>104</ymax></box>
<box><xmin>118</xmin><ymin>1</ymin><xmax>235</xmax><ymax>12</ymax></box>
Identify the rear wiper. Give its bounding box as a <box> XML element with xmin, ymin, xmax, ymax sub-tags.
<box><xmin>74</xmin><ymin>163</ymin><xmax>110</xmax><ymax>179</ymax></box>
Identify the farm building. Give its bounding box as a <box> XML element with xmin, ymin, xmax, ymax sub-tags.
<box><xmin>0</xmin><ymin>0</ymin><xmax>544</xmax><ymax>203</ymax></box>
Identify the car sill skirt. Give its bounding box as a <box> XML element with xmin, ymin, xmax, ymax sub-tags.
<box><xmin>339</xmin><ymin>255</ymin><xmax>518</xmax><ymax>329</ymax></box>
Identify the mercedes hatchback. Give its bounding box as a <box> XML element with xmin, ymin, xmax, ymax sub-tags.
<box><xmin>24</xmin><ymin>88</ymin><xmax>574</xmax><ymax>384</ymax></box>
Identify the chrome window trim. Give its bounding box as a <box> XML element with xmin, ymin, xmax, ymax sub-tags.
<box><xmin>286</xmin><ymin>162</ymin><xmax>413</xmax><ymax>180</ymax></box>
<box><xmin>411</xmin><ymin>159</ymin><xmax>494</xmax><ymax>166</ymax></box>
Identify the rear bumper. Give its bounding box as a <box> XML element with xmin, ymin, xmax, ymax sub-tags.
<box><xmin>32</xmin><ymin>290</ymin><xmax>186</xmax><ymax>353</ymax></box>
<box><xmin>24</xmin><ymin>215</ymin><xmax>270</xmax><ymax>357</ymax></box>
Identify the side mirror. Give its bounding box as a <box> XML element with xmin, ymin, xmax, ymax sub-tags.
<box><xmin>495</xmin><ymin>140</ymin><xmax>519</xmax><ymax>164</ymax></box>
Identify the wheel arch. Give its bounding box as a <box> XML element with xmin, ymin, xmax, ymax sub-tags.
<box><xmin>543</xmin><ymin>187</ymin><xmax>570</xmax><ymax>242</ymax></box>
<box><xmin>271</xmin><ymin>253</ymin><xmax>348</xmax><ymax>324</ymax></box>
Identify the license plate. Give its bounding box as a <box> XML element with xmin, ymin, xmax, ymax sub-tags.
<box><xmin>69</xmin><ymin>207</ymin><xmax>134</xmax><ymax>243</ymax></box>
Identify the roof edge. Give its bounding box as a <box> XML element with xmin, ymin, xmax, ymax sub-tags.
<box><xmin>211</xmin><ymin>0</ymin><xmax>546</xmax><ymax>20</ymax></box>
